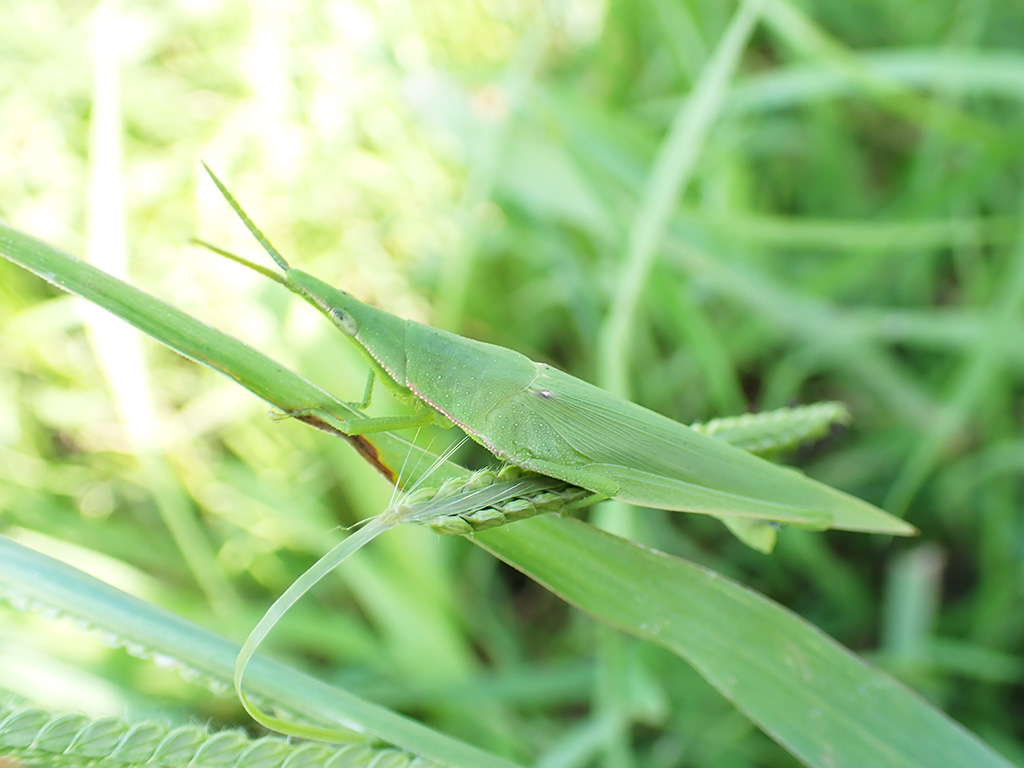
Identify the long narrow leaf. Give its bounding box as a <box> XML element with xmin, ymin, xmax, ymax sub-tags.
<box><xmin>476</xmin><ymin>517</ymin><xmax>1013</xmax><ymax>768</ymax></box>
<box><xmin>0</xmin><ymin>223</ymin><xmax>466</xmax><ymax>489</ymax></box>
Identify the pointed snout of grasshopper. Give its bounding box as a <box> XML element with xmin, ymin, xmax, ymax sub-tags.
<box><xmin>286</xmin><ymin>269</ymin><xmax>360</xmax><ymax>337</ymax></box>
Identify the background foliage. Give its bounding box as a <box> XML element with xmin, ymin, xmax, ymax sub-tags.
<box><xmin>0</xmin><ymin>0</ymin><xmax>1021</xmax><ymax>766</ymax></box>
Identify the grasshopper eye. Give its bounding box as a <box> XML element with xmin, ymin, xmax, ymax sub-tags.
<box><xmin>329</xmin><ymin>307</ymin><xmax>358</xmax><ymax>337</ymax></box>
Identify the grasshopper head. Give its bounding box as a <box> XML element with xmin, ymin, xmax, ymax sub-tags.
<box><xmin>199</xmin><ymin>164</ymin><xmax>409</xmax><ymax>382</ymax></box>
<box><xmin>286</xmin><ymin>269</ymin><xmax>360</xmax><ymax>337</ymax></box>
<box><xmin>285</xmin><ymin>268</ymin><xmax>409</xmax><ymax>383</ymax></box>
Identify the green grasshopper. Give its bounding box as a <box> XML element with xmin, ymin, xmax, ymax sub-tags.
<box><xmin>202</xmin><ymin>165</ymin><xmax>915</xmax><ymax>538</ymax></box>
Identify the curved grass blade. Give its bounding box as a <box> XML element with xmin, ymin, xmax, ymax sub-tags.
<box><xmin>233</xmin><ymin>470</ymin><xmax>586</xmax><ymax>737</ymax></box>
<box><xmin>0</xmin><ymin>535</ymin><xmax>522</xmax><ymax>768</ymax></box>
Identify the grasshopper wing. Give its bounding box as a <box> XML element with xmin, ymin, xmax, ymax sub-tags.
<box><xmin>492</xmin><ymin>365</ymin><xmax>913</xmax><ymax>535</ymax></box>
<box><xmin>403</xmin><ymin>324</ymin><xmax>912</xmax><ymax>535</ymax></box>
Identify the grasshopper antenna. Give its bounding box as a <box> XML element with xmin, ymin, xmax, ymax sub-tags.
<box><xmin>201</xmin><ymin>161</ymin><xmax>291</xmax><ymax>273</ymax></box>
<box><xmin>189</xmin><ymin>238</ymin><xmax>286</xmax><ymax>286</ymax></box>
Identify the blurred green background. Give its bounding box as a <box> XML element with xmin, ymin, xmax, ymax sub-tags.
<box><xmin>1</xmin><ymin>0</ymin><xmax>1022</xmax><ymax>765</ymax></box>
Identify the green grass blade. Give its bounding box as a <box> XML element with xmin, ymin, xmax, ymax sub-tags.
<box><xmin>0</xmin><ymin>535</ymin><xmax>521</xmax><ymax>768</ymax></box>
<box><xmin>0</xmin><ymin>222</ymin><xmax>467</xmax><ymax>490</ymax></box>
<box><xmin>476</xmin><ymin>516</ymin><xmax>1014</xmax><ymax>768</ymax></box>
<box><xmin>598</xmin><ymin>0</ymin><xmax>764</xmax><ymax>400</ymax></box>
